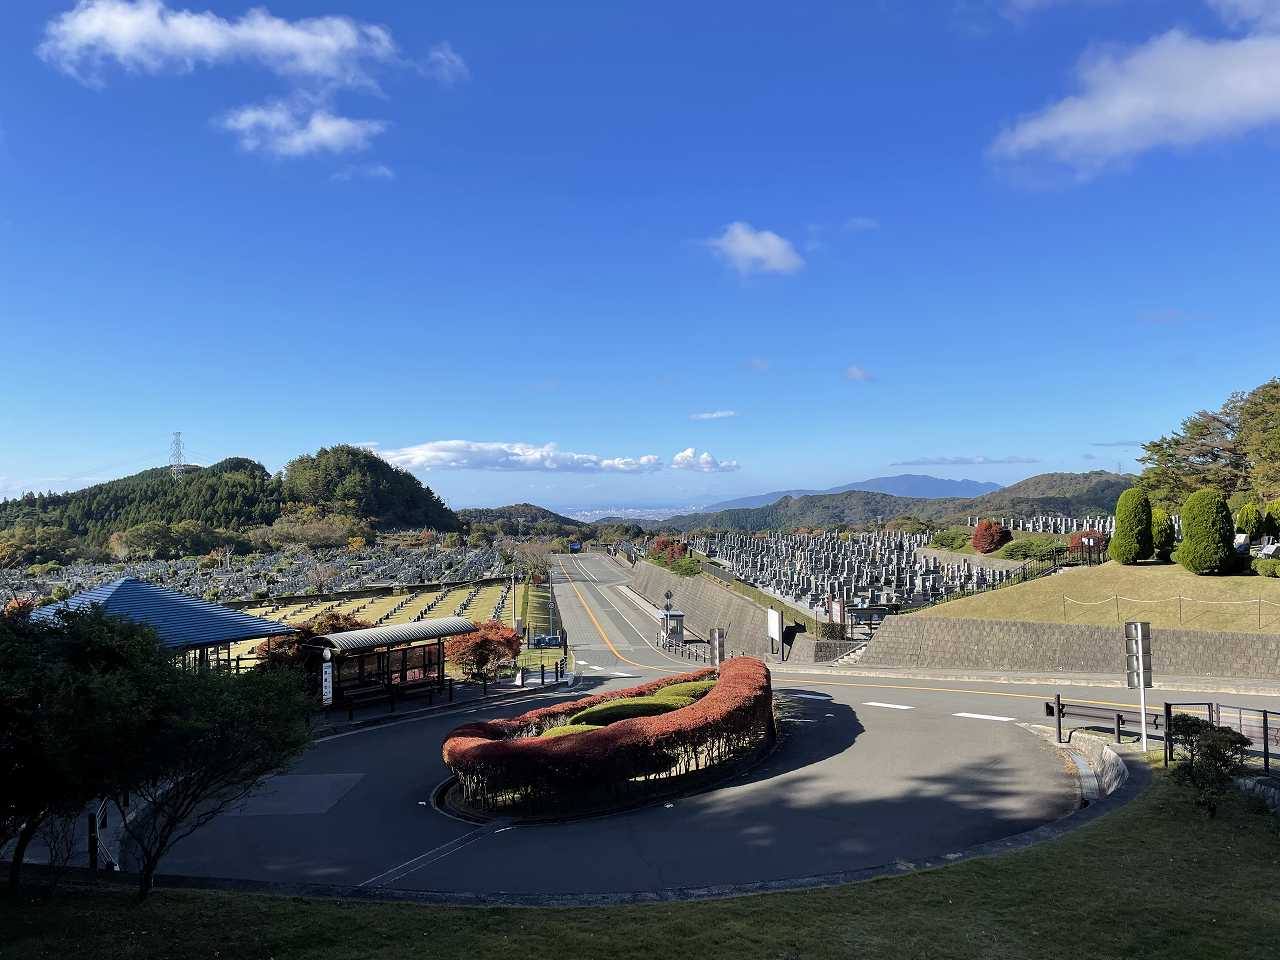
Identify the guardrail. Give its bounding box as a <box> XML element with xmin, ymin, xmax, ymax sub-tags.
<box><xmin>1166</xmin><ymin>701</ymin><xmax>1276</xmax><ymax>774</ymax></box>
<box><xmin>1045</xmin><ymin>694</ymin><xmax>1164</xmax><ymax>745</ymax></box>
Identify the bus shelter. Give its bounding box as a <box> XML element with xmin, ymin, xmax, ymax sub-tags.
<box><xmin>304</xmin><ymin>617</ymin><xmax>477</xmax><ymax>706</ymax></box>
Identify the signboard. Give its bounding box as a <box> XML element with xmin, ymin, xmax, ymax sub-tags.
<box><xmin>321</xmin><ymin>661</ymin><xmax>333</xmax><ymax>706</ymax></box>
<box><xmin>1124</xmin><ymin>621</ymin><xmax>1153</xmax><ymax>689</ymax></box>
<box><xmin>1123</xmin><ymin>621</ymin><xmax>1153</xmax><ymax>751</ymax></box>
<box><xmin>710</xmin><ymin>628</ymin><xmax>726</xmax><ymax>669</ymax></box>
<box><xmin>767</xmin><ymin>608</ymin><xmax>783</xmax><ymax>644</ymax></box>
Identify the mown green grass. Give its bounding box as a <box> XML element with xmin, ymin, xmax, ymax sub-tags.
<box><xmin>916</xmin><ymin>560</ymin><xmax>1280</xmax><ymax>634</ymax></box>
<box><xmin>5</xmin><ymin>766</ymin><xmax>1278</xmax><ymax>960</ymax></box>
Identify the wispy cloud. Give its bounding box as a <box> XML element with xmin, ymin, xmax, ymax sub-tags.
<box><xmin>706</xmin><ymin>222</ymin><xmax>804</xmax><ymax>275</ymax></box>
<box><xmin>671</xmin><ymin>447</ymin><xmax>740</xmax><ymax>472</ymax></box>
<box><xmin>991</xmin><ymin>2</ymin><xmax>1280</xmax><ymax>174</ymax></box>
<box><xmin>690</xmin><ymin>410</ymin><xmax>737</xmax><ymax>421</ymax></box>
<box><xmin>425</xmin><ymin>41</ymin><xmax>469</xmax><ymax>85</ymax></box>
<box><xmin>748</xmin><ymin>357</ymin><xmax>770</xmax><ymax>372</ymax></box>
<box><xmin>890</xmin><ymin>455</ymin><xmax>1040</xmax><ymax>466</ymax></box>
<box><xmin>331</xmin><ymin>162</ymin><xmax>395</xmax><ymax>181</ymax></box>
<box><xmin>844</xmin><ymin>216</ymin><xmax>879</xmax><ymax>232</ymax></box>
<box><xmin>39</xmin><ymin>1</ymin><xmax>465</xmax><ymax>160</ymax></box>
<box><xmin>845</xmin><ymin>365</ymin><xmax>873</xmax><ymax>382</ymax></box>
<box><xmin>375</xmin><ymin>440</ymin><xmax>664</xmax><ymax>473</ymax></box>
<box><xmin>1090</xmin><ymin>440</ymin><xmax>1143</xmax><ymax>447</ymax></box>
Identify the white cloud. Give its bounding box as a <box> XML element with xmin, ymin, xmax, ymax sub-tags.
<box><xmin>845</xmin><ymin>365</ymin><xmax>873</xmax><ymax>382</ymax></box>
<box><xmin>426</xmin><ymin>41</ymin><xmax>469</xmax><ymax>85</ymax></box>
<box><xmin>39</xmin><ymin>0</ymin><xmax>397</xmax><ymax>87</ymax></box>
<box><xmin>690</xmin><ymin>410</ymin><xmax>737</xmax><ymax>420</ymax></box>
<box><xmin>991</xmin><ymin>8</ymin><xmax>1280</xmax><ymax>172</ymax></box>
<box><xmin>39</xmin><ymin>1</ymin><xmax>464</xmax><ymax>163</ymax></box>
<box><xmin>706</xmin><ymin>222</ymin><xmax>804</xmax><ymax>275</ymax></box>
<box><xmin>220</xmin><ymin>101</ymin><xmax>385</xmax><ymax>156</ymax></box>
<box><xmin>671</xmin><ymin>447</ymin><xmax>740</xmax><ymax>473</ymax></box>
<box><xmin>1209</xmin><ymin>0</ymin><xmax>1280</xmax><ymax>30</ymax></box>
<box><xmin>890</xmin><ymin>455</ymin><xmax>1040</xmax><ymax>466</ymax></box>
<box><xmin>377</xmin><ymin>440</ymin><xmax>664</xmax><ymax>473</ymax></box>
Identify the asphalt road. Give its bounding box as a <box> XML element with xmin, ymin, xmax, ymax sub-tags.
<box><xmin>161</xmin><ymin>553</ymin><xmax>1274</xmax><ymax>899</ymax></box>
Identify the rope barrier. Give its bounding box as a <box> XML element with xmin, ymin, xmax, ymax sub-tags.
<box><xmin>1062</xmin><ymin>592</ymin><xmax>1280</xmax><ymax>628</ymax></box>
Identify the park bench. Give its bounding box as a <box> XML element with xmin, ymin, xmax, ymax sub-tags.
<box><xmin>1045</xmin><ymin>694</ymin><xmax>1164</xmax><ymax>744</ymax></box>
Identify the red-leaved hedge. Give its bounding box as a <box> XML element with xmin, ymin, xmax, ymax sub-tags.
<box><xmin>441</xmin><ymin>658</ymin><xmax>775</xmax><ymax>811</ymax></box>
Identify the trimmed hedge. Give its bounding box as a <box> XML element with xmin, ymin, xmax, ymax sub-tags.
<box><xmin>1252</xmin><ymin>558</ymin><xmax>1280</xmax><ymax>578</ymax></box>
<box><xmin>570</xmin><ymin>696</ymin><xmax>687</xmax><ymax>726</ymax></box>
<box><xmin>540</xmin><ymin>724</ymin><xmax>602</xmax><ymax>739</ymax></box>
<box><xmin>1151</xmin><ymin>508</ymin><xmax>1176</xmax><ymax>563</ymax></box>
<box><xmin>1110</xmin><ymin>487</ymin><xmax>1153</xmax><ymax>565</ymax></box>
<box><xmin>442</xmin><ymin>659</ymin><xmax>775</xmax><ymax>812</ymax></box>
<box><xmin>1001</xmin><ymin>535</ymin><xmax>1063</xmax><ymax>562</ymax></box>
<box><xmin>930</xmin><ymin>526</ymin><xmax>971</xmax><ymax>551</ymax></box>
<box><xmin>1178</xmin><ymin>488</ymin><xmax>1235</xmax><ymax>575</ymax></box>
<box><xmin>653</xmin><ymin>680</ymin><xmax>716</xmax><ymax>701</ymax></box>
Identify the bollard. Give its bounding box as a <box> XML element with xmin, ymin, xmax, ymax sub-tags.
<box><xmin>1054</xmin><ymin>693</ymin><xmax>1062</xmax><ymax>744</ymax></box>
<box><xmin>1115</xmin><ymin>713</ymin><xmax>1123</xmax><ymax>744</ymax></box>
<box><xmin>541</xmin><ymin>662</ymin><xmax>546</xmax><ymax>685</ymax></box>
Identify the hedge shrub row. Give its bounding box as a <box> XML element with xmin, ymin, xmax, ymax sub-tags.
<box><xmin>930</xmin><ymin>527</ymin><xmax>971</xmax><ymax>551</ymax></box>
<box><xmin>540</xmin><ymin>724</ymin><xmax>602</xmax><ymax>739</ymax></box>
<box><xmin>569</xmin><ymin>696</ymin><xmax>690</xmax><ymax>726</ymax></box>
<box><xmin>442</xmin><ymin>659</ymin><xmax>775</xmax><ymax>812</ymax></box>
<box><xmin>1001</xmin><ymin>535</ymin><xmax>1062</xmax><ymax>562</ymax></box>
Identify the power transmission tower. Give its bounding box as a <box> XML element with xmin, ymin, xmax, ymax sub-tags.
<box><xmin>170</xmin><ymin>431</ymin><xmax>184</xmax><ymax>481</ymax></box>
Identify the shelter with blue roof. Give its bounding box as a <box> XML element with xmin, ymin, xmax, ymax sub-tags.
<box><xmin>33</xmin><ymin>576</ymin><xmax>295</xmax><ymax>668</ymax></box>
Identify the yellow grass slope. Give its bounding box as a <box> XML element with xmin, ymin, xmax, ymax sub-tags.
<box><xmin>915</xmin><ymin>561</ymin><xmax>1280</xmax><ymax>634</ymax></box>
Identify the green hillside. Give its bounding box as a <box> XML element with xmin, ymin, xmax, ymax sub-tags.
<box><xmin>457</xmin><ymin>503</ymin><xmax>588</xmax><ymax>530</ymax></box>
<box><xmin>653</xmin><ymin>471</ymin><xmax>1133</xmax><ymax>532</ymax></box>
<box><xmin>0</xmin><ymin>445</ymin><xmax>457</xmax><ymax>549</ymax></box>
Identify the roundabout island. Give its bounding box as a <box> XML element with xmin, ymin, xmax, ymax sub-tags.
<box><xmin>441</xmin><ymin>659</ymin><xmax>776</xmax><ymax>821</ymax></box>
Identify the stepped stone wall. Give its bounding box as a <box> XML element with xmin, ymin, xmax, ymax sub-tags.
<box><xmin>863</xmin><ymin>615</ymin><xmax>1280</xmax><ymax>679</ymax></box>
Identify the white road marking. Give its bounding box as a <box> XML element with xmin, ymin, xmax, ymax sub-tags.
<box><xmin>576</xmin><ymin>660</ymin><xmax>588</xmax><ymax>665</ymax></box>
<box><xmin>358</xmin><ymin>827</ymin><xmax>495</xmax><ymax>887</ymax></box>
<box><xmin>863</xmin><ymin>701</ymin><xmax>914</xmax><ymax>710</ymax></box>
<box><xmin>572</xmin><ymin>556</ymin><xmax>601</xmax><ymax>583</ymax></box>
<box><xmin>953</xmin><ymin>712</ymin><xmax>1016</xmax><ymax>722</ymax></box>
<box><xmin>610</xmin><ymin>671</ymin><xmax>632</xmax><ymax>677</ymax></box>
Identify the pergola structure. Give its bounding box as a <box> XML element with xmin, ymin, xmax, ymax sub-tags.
<box><xmin>32</xmin><ymin>576</ymin><xmax>294</xmax><ymax>668</ymax></box>
<box><xmin>304</xmin><ymin>616</ymin><xmax>478</xmax><ymax>706</ymax></box>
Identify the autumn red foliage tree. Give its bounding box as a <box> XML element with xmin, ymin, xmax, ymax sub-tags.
<box><xmin>445</xmin><ymin>620</ymin><xmax>521</xmax><ymax>680</ymax></box>
<box><xmin>1069</xmin><ymin>529</ymin><xmax>1109</xmax><ymax>550</ymax></box>
<box><xmin>971</xmin><ymin>518</ymin><xmax>1011</xmax><ymax>554</ymax></box>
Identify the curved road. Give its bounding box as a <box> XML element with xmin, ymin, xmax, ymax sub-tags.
<box><xmin>164</xmin><ymin>553</ymin><xmax>1144</xmax><ymax>899</ymax></box>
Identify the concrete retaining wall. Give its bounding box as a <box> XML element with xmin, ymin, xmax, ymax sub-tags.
<box><xmin>863</xmin><ymin>615</ymin><xmax>1280</xmax><ymax>679</ymax></box>
<box><xmin>630</xmin><ymin>562</ymin><xmax>773</xmax><ymax>660</ymax></box>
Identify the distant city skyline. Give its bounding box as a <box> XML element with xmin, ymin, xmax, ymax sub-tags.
<box><xmin>3</xmin><ymin>1</ymin><xmax>1277</xmax><ymax>507</ymax></box>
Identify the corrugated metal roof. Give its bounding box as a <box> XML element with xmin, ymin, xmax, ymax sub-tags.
<box><xmin>312</xmin><ymin>617</ymin><xmax>478</xmax><ymax>654</ymax></box>
<box><xmin>32</xmin><ymin>577</ymin><xmax>294</xmax><ymax>651</ymax></box>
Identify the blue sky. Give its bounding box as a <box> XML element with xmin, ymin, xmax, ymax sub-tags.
<box><xmin>2</xmin><ymin>0</ymin><xmax>1279</xmax><ymax>510</ymax></box>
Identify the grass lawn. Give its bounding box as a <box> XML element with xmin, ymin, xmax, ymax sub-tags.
<box><xmin>3</xmin><ymin>764</ymin><xmax>1278</xmax><ymax>959</ymax></box>
<box><xmin>916</xmin><ymin>560</ymin><xmax>1280</xmax><ymax>634</ymax></box>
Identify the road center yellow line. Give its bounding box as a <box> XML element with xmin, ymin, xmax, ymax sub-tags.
<box><xmin>555</xmin><ymin>558</ymin><xmax>684</xmax><ymax>673</ymax></box>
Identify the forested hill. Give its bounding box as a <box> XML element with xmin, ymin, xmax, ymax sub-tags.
<box><xmin>0</xmin><ymin>445</ymin><xmax>457</xmax><ymax>546</ymax></box>
<box><xmin>652</xmin><ymin>471</ymin><xmax>1133</xmax><ymax>532</ymax></box>
<box><xmin>456</xmin><ymin>503</ymin><xmax>588</xmax><ymax>529</ymax></box>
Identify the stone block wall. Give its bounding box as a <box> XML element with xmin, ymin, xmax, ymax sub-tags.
<box><xmin>863</xmin><ymin>615</ymin><xmax>1280</xmax><ymax>680</ymax></box>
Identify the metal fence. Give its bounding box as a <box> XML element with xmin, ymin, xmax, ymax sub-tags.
<box><xmin>1165</xmin><ymin>701</ymin><xmax>1277</xmax><ymax>775</ymax></box>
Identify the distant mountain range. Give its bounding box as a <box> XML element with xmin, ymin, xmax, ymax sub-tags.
<box><xmin>647</xmin><ymin>471</ymin><xmax>1134</xmax><ymax>532</ymax></box>
<box><xmin>702</xmin><ymin>474</ymin><xmax>1002</xmax><ymax>512</ymax></box>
